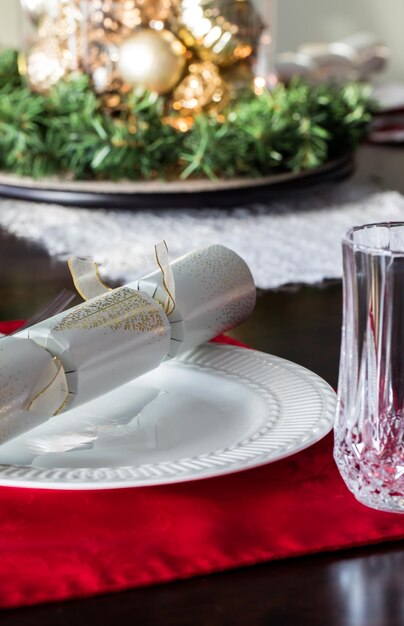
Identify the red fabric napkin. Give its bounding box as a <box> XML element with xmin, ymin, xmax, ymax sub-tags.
<box><xmin>1</xmin><ymin>320</ymin><xmax>404</xmax><ymax>610</ymax></box>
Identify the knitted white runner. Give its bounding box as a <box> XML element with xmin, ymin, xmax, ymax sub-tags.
<box><xmin>1</xmin><ymin>185</ymin><xmax>403</xmax><ymax>289</ymax></box>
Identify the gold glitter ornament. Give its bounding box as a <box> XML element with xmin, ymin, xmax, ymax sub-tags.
<box><xmin>87</xmin><ymin>0</ymin><xmax>140</xmax><ymax>43</ymax></box>
<box><xmin>117</xmin><ymin>28</ymin><xmax>187</xmax><ymax>94</ymax></box>
<box><xmin>219</xmin><ymin>0</ymin><xmax>264</xmax><ymax>53</ymax></box>
<box><xmin>21</xmin><ymin>0</ymin><xmax>83</xmax><ymax>91</ymax></box>
<box><xmin>172</xmin><ymin>61</ymin><xmax>228</xmax><ymax>114</ymax></box>
<box><xmin>177</xmin><ymin>0</ymin><xmax>264</xmax><ymax>67</ymax></box>
<box><xmin>37</xmin><ymin>4</ymin><xmax>83</xmax><ymax>46</ymax></box>
<box><xmin>86</xmin><ymin>0</ymin><xmax>181</xmax><ymax>43</ymax></box>
<box><xmin>222</xmin><ymin>60</ymin><xmax>255</xmax><ymax>94</ymax></box>
<box><xmin>26</xmin><ymin>42</ymin><xmax>68</xmax><ymax>92</ymax></box>
<box><xmin>132</xmin><ymin>0</ymin><xmax>181</xmax><ymax>26</ymax></box>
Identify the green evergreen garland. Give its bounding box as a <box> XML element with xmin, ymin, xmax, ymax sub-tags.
<box><xmin>0</xmin><ymin>49</ymin><xmax>375</xmax><ymax>182</ymax></box>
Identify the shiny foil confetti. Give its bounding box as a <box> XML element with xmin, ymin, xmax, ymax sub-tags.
<box><xmin>172</xmin><ymin>61</ymin><xmax>228</xmax><ymax>114</ymax></box>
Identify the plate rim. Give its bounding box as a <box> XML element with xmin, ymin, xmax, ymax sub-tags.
<box><xmin>0</xmin><ymin>344</ymin><xmax>336</xmax><ymax>490</ymax></box>
<box><xmin>0</xmin><ymin>156</ymin><xmax>351</xmax><ymax>194</ymax></box>
<box><xmin>0</xmin><ymin>156</ymin><xmax>354</xmax><ymax>209</ymax></box>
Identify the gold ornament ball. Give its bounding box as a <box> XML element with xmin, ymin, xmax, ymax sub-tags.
<box><xmin>117</xmin><ymin>28</ymin><xmax>186</xmax><ymax>94</ymax></box>
<box><xmin>173</xmin><ymin>62</ymin><xmax>227</xmax><ymax>114</ymax></box>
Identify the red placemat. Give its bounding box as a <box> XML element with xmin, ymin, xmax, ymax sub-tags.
<box><xmin>1</xmin><ymin>320</ymin><xmax>404</xmax><ymax>610</ymax></box>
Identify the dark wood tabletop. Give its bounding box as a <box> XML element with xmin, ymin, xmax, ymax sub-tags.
<box><xmin>2</xmin><ymin>144</ymin><xmax>404</xmax><ymax>625</ymax></box>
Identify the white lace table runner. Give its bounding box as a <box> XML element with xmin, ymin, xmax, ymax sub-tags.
<box><xmin>1</xmin><ymin>185</ymin><xmax>403</xmax><ymax>289</ymax></box>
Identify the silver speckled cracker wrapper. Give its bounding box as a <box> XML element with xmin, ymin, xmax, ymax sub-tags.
<box><xmin>0</xmin><ymin>336</ymin><xmax>69</xmax><ymax>443</ymax></box>
<box><xmin>0</xmin><ymin>245</ymin><xmax>256</xmax><ymax>445</ymax></box>
<box><xmin>132</xmin><ymin>244</ymin><xmax>256</xmax><ymax>357</ymax></box>
<box><xmin>16</xmin><ymin>286</ymin><xmax>171</xmax><ymax>412</ymax></box>
<box><xmin>0</xmin><ymin>287</ymin><xmax>171</xmax><ymax>444</ymax></box>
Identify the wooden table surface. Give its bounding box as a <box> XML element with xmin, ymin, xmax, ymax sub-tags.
<box><xmin>1</xmin><ymin>144</ymin><xmax>404</xmax><ymax>625</ymax></box>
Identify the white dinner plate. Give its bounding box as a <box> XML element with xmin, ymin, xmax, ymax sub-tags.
<box><xmin>0</xmin><ymin>344</ymin><xmax>336</xmax><ymax>490</ymax></box>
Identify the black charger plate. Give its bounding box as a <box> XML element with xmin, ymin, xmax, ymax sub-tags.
<box><xmin>0</xmin><ymin>155</ymin><xmax>354</xmax><ymax>209</ymax></box>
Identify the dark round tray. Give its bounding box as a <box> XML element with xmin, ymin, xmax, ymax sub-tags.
<box><xmin>0</xmin><ymin>156</ymin><xmax>354</xmax><ymax>209</ymax></box>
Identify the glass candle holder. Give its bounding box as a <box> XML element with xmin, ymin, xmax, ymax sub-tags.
<box><xmin>335</xmin><ymin>222</ymin><xmax>404</xmax><ymax>512</ymax></box>
<box><xmin>250</xmin><ymin>0</ymin><xmax>276</xmax><ymax>92</ymax></box>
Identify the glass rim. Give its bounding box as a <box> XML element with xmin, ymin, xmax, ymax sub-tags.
<box><xmin>342</xmin><ymin>221</ymin><xmax>404</xmax><ymax>256</ymax></box>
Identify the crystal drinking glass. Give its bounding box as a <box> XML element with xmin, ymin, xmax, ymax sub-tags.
<box><xmin>335</xmin><ymin>222</ymin><xmax>404</xmax><ymax>512</ymax></box>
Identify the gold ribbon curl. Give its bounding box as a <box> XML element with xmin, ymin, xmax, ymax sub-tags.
<box><xmin>68</xmin><ymin>241</ymin><xmax>176</xmax><ymax>314</ymax></box>
<box><xmin>154</xmin><ymin>240</ymin><xmax>176</xmax><ymax>315</ymax></box>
